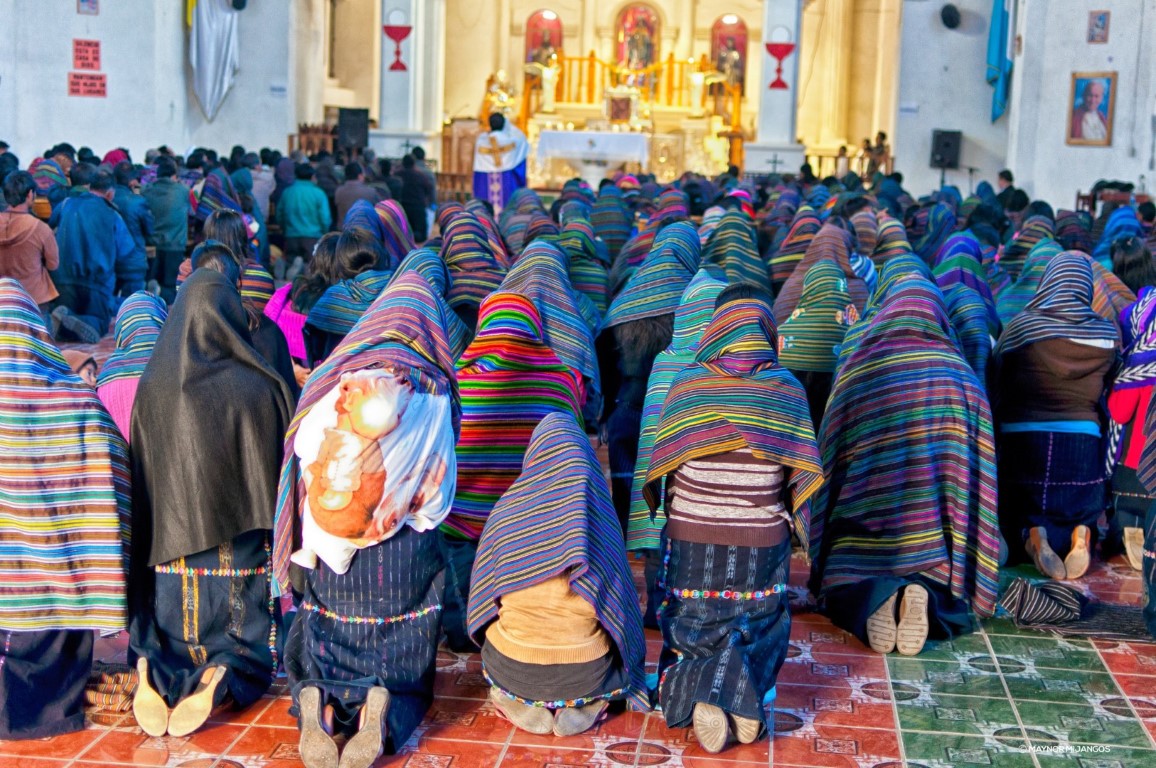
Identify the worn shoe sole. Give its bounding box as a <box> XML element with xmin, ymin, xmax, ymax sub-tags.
<box><xmin>1064</xmin><ymin>525</ymin><xmax>1092</xmax><ymax>580</ymax></box>
<box><xmin>865</xmin><ymin>593</ymin><xmax>898</xmax><ymax>654</ymax></box>
<box><xmin>297</xmin><ymin>686</ymin><xmax>339</xmax><ymax>768</ymax></box>
<box><xmin>693</xmin><ymin>702</ymin><xmax>728</xmax><ymax>754</ymax></box>
<box><xmin>489</xmin><ymin>688</ymin><xmax>553</xmax><ymax>735</ymax></box>
<box><xmin>1125</xmin><ymin>527</ymin><xmax>1145</xmax><ymax>572</ymax></box>
<box><xmin>1027</xmin><ymin>527</ymin><xmax>1067</xmax><ymax>581</ymax></box>
<box><xmin>132</xmin><ymin>657</ymin><xmax>170</xmax><ymax>737</ymax></box>
<box><xmin>339</xmin><ymin>686</ymin><xmax>390</xmax><ymax>768</ymax></box>
<box><xmin>896</xmin><ymin>584</ymin><xmax>930</xmax><ymax>657</ymax></box>
<box><xmin>552</xmin><ymin>699</ymin><xmax>608</xmax><ymax>737</ymax></box>
<box><xmin>730</xmin><ymin>713</ymin><xmax>762</xmax><ymax>744</ymax></box>
<box><xmin>167</xmin><ymin>665</ymin><xmax>226</xmax><ymax>737</ymax></box>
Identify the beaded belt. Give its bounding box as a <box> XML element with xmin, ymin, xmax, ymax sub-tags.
<box><xmin>299</xmin><ymin>600</ymin><xmax>441</xmax><ymax>626</ymax></box>
<box><xmin>483</xmin><ymin>668</ymin><xmax>625</xmax><ymax>710</ymax></box>
<box><xmin>154</xmin><ymin>564</ymin><xmax>269</xmax><ymax>577</ymax></box>
<box><xmin>668</xmin><ymin>584</ymin><xmax>787</xmax><ymax>600</ymax></box>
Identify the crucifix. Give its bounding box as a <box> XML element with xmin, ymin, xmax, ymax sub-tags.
<box><xmin>478</xmin><ymin>135</ymin><xmax>515</xmax><ymax>164</ymax></box>
<box><xmin>399</xmin><ymin>138</ymin><xmax>416</xmax><ymax>154</ymax></box>
<box><xmin>765</xmin><ymin>153</ymin><xmax>783</xmax><ymax>171</ymax></box>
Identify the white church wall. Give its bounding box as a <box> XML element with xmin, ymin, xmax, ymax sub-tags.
<box><xmin>1007</xmin><ymin>0</ymin><xmax>1156</xmax><ymax>207</ymax></box>
<box><xmin>0</xmin><ymin>0</ymin><xmax>300</xmax><ymax>163</ymax></box>
<box><xmin>894</xmin><ymin>0</ymin><xmax>1009</xmax><ymax>197</ymax></box>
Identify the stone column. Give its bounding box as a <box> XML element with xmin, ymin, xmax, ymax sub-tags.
<box><xmin>744</xmin><ymin>0</ymin><xmax>806</xmax><ymax>175</ymax></box>
<box><xmin>373</xmin><ymin>0</ymin><xmax>446</xmax><ymax>158</ymax></box>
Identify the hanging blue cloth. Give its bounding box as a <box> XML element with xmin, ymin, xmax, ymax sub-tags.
<box><xmin>986</xmin><ymin>0</ymin><xmax>1013</xmax><ymax>122</ymax></box>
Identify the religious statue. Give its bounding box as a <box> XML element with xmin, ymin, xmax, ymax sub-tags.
<box><xmin>531</xmin><ymin>29</ymin><xmax>558</xmax><ymax>67</ymax></box>
<box><xmin>627</xmin><ymin>28</ymin><xmax>653</xmax><ymax>70</ymax></box>
<box><xmin>717</xmin><ymin>37</ymin><xmax>743</xmax><ymax>89</ymax></box>
<box><xmin>479</xmin><ymin>70</ymin><xmax>516</xmax><ymax>124</ymax></box>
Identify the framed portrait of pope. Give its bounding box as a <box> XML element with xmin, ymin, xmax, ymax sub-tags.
<box><xmin>1067</xmin><ymin>72</ymin><xmax>1116</xmax><ymax>147</ymax></box>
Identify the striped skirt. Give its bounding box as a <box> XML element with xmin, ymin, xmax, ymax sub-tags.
<box><xmin>658</xmin><ymin>534</ymin><xmax>790</xmax><ymax>729</ymax></box>
<box><xmin>130</xmin><ymin>529</ymin><xmax>277</xmax><ymax>709</ymax></box>
<box><xmin>285</xmin><ymin>525</ymin><xmax>444</xmax><ymax>749</ymax></box>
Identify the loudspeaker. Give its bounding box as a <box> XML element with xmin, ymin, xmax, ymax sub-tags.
<box><xmin>930</xmin><ymin>129</ymin><xmax>962</xmax><ymax>169</ymax></box>
<box><xmin>337</xmin><ymin>108</ymin><xmax>370</xmax><ymax>151</ymax></box>
<box><xmin>940</xmin><ymin>4</ymin><xmax>961</xmax><ymax>29</ymax></box>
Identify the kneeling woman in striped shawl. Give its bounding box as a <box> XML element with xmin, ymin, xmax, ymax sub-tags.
<box><xmin>814</xmin><ymin>277</ymin><xmax>1000</xmax><ymax>656</ymax></box>
<box><xmin>468</xmin><ymin>412</ymin><xmax>649</xmax><ymax>737</ymax></box>
<box><xmin>644</xmin><ymin>284</ymin><xmax>823</xmax><ymax>753</ymax></box>
<box><xmin>275</xmin><ymin>273</ymin><xmax>460</xmax><ymax>768</ymax></box>
<box><xmin>130</xmin><ymin>268</ymin><xmax>296</xmax><ymax>738</ymax></box>
<box><xmin>994</xmin><ymin>253</ymin><xmax>1117</xmax><ymax>581</ymax></box>
<box><xmin>0</xmin><ymin>280</ymin><xmax>130</xmax><ymax>740</ymax></box>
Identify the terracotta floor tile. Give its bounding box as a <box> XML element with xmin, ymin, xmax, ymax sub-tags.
<box><xmin>497</xmin><ymin>744</ymin><xmax>597</xmax><ymax>767</ymax></box>
<box><xmin>394</xmin><ymin>736</ymin><xmax>506</xmax><ymax>767</ymax></box>
<box><xmin>252</xmin><ymin>695</ymin><xmax>299</xmax><ymax>728</ymax></box>
<box><xmin>74</xmin><ymin>722</ymin><xmax>245</xmax><ymax>766</ymax></box>
<box><xmin>207</xmin><ymin>694</ymin><xmax>276</xmax><ymax>726</ymax></box>
<box><xmin>775</xmin><ymin>683</ymin><xmax>897</xmax><ymax>730</ymax></box>
<box><xmin>0</xmin><ymin>726</ymin><xmax>103</xmax><ymax>759</ymax></box>
<box><xmin>221</xmin><ymin>725</ymin><xmax>307</xmax><ymax>767</ymax></box>
<box><xmin>771</xmin><ymin>725</ymin><xmax>901</xmax><ymax>767</ymax></box>
<box><xmin>419</xmin><ymin>694</ymin><xmax>513</xmax><ymax>743</ymax></box>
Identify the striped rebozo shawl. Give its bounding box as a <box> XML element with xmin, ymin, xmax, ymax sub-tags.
<box><xmin>442</xmin><ymin>214</ymin><xmax>507</xmax><ymax>311</ymax></box>
<box><xmin>0</xmin><ymin>278</ymin><xmax>131</xmax><ymax>632</ymax></box>
<box><xmin>769</xmin><ymin>206</ymin><xmax>820</xmax><ymax>286</ymax></box>
<box><xmin>272</xmin><ymin>272</ymin><xmax>460</xmax><ymax>594</ymax></box>
<box><xmin>773</xmin><ymin>224</ymin><xmax>869</xmax><ymax>325</ymax></box>
<box><xmin>643</xmin><ymin>298</ymin><xmax>823</xmax><ymax>551</ymax></box>
<box><xmin>306</xmin><ymin>269</ymin><xmax>393</xmax><ymax>336</ymax></box>
<box><xmin>813</xmin><ymin>278</ymin><xmax>1000</xmax><ymax>618</ymax></box>
<box><xmin>701</xmin><ymin>210</ymin><xmax>771</xmax><ymax>289</ymax></box>
<box><xmin>498</xmin><ymin>241</ymin><xmax>601</xmax><ymax>405</ymax></box>
<box><xmin>626</xmin><ymin>270</ymin><xmax>727</xmax><ymax>551</ymax></box>
<box><xmin>447</xmin><ymin>292</ymin><xmax>584</xmax><ymax>541</ymax></box>
<box><xmin>591</xmin><ymin>186</ymin><xmax>632</xmax><ymax>262</ymax></box>
<box><xmin>467</xmin><ymin>411</ymin><xmax>650</xmax><ymax>711</ymax></box>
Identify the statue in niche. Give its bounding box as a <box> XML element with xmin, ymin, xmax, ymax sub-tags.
<box><xmin>616</xmin><ymin>4</ymin><xmax>659</xmax><ymax>71</ymax></box>
<box><xmin>717</xmin><ymin>37</ymin><xmax>743</xmax><ymax>89</ymax></box>
<box><xmin>531</xmin><ymin>29</ymin><xmax>558</xmax><ymax>66</ymax></box>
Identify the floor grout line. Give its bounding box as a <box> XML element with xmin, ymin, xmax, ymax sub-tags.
<box><xmin>882</xmin><ymin>650</ymin><xmax>909</xmax><ymax>768</ymax></box>
<box><xmin>1089</xmin><ymin>638</ymin><xmax>1156</xmax><ymax>751</ymax></box>
<box><xmin>981</xmin><ymin>625</ymin><xmax>1043</xmax><ymax>768</ymax></box>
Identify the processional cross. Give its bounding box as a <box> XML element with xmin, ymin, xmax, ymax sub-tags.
<box><xmin>765</xmin><ymin>153</ymin><xmax>784</xmax><ymax>171</ymax></box>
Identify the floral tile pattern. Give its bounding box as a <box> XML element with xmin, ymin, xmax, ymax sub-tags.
<box><xmin>4</xmin><ymin>555</ymin><xmax>1155</xmax><ymax>767</ymax></box>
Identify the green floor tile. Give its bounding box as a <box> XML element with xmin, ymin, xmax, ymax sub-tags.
<box><xmin>887</xmin><ymin>656</ymin><xmax>1010</xmax><ymax>699</ymax></box>
<box><xmin>916</xmin><ymin>632</ymin><xmax>992</xmax><ymax>663</ymax></box>
<box><xmin>1013</xmin><ymin>699</ymin><xmax>1153</xmax><ymax>749</ymax></box>
<box><xmin>1002</xmin><ymin>669</ymin><xmax>1122</xmax><ymax>704</ymax></box>
<box><xmin>987</xmin><ymin>634</ymin><xmax>1104</xmax><ymax>672</ymax></box>
<box><xmin>895</xmin><ymin>692</ymin><xmax>1018</xmax><ymax>737</ymax></box>
<box><xmin>982</xmin><ymin>615</ymin><xmax>1056</xmax><ymax>638</ymax></box>
<box><xmin>901</xmin><ymin>731</ymin><xmax>1035</xmax><ymax>767</ymax></box>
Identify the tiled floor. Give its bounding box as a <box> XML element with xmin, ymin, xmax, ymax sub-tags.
<box><xmin>5</xmin><ymin>553</ymin><xmax>1154</xmax><ymax>768</ymax></box>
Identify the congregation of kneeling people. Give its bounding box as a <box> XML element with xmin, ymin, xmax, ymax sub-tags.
<box><xmin>6</xmin><ymin>160</ymin><xmax>1156</xmax><ymax>768</ymax></box>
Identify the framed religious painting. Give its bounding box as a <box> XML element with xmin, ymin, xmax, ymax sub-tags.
<box><xmin>525</xmin><ymin>9</ymin><xmax>563</xmax><ymax>65</ymax></box>
<box><xmin>1087</xmin><ymin>11</ymin><xmax>1109</xmax><ymax>44</ymax></box>
<box><xmin>77</xmin><ymin>0</ymin><xmax>99</xmax><ymax>14</ymax></box>
<box><xmin>710</xmin><ymin>14</ymin><xmax>748</xmax><ymax>94</ymax></box>
<box><xmin>1067</xmin><ymin>71</ymin><xmax>1116</xmax><ymax>147</ymax></box>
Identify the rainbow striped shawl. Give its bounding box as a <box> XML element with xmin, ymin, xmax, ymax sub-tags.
<box><xmin>606</xmin><ymin>222</ymin><xmax>701</xmax><ymax>328</ymax></box>
<box><xmin>468</xmin><ymin>411</ymin><xmax>650</xmax><ymax>711</ymax></box>
<box><xmin>815</xmin><ymin>279</ymin><xmax>999</xmax><ymax>618</ymax></box>
<box><xmin>96</xmin><ymin>291</ymin><xmax>168</xmax><ymax>386</ymax></box>
<box><xmin>0</xmin><ymin>279</ymin><xmax>131</xmax><ymax>632</ymax></box>
<box><xmin>644</xmin><ymin>299</ymin><xmax>823</xmax><ymax>551</ymax></box>
<box><xmin>702</xmin><ymin>211</ymin><xmax>770</xmax><ymax>289</ymax></box>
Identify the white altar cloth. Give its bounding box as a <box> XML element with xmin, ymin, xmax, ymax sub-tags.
<box><xmin>536</xmin><ymin>130</ymin><xmax>649</xmax><ymax>187</ymax></box>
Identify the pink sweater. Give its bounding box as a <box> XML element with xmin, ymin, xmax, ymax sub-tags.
<box><xmin>97</xmin><ymin>378</ymin><xmax>139</xmax><ymax>443</ymax></box>
<box><xmin>264</xmin><ymin>283</ymin><xmax>308</xmax><ymax>363</ymax></box>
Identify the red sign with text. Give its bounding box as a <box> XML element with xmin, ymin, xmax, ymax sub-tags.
<box><xmin>68</xmin><ymin>72</ymin><xmax>107</xmax><ymax>97</ymax></box>
<box><xmin>73</xmin><ymin>39</ymin><xmax>101</xmax><ymax>70</ymax></box>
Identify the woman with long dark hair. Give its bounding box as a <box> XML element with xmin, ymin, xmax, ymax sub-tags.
<box><xmin>1111</xmin><ymin>236</ymin><xmax>1156</xmax><ymax>295</ymax></box>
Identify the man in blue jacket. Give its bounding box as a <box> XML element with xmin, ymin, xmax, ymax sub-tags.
<box><xmin>51</xmin><ymin>170</ymin><xmax>144</xmax><ymax>342</ymax></box>
<box><xmin>113</xmin><ymin>162</ymin><xmax>154</xmax><ymax>290</ymax></box>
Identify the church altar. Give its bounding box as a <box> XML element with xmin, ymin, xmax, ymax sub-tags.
<box><xmin>536</xmin><ymin>129</ymin><xmax>650</xmax><ymax>187</ymax></box>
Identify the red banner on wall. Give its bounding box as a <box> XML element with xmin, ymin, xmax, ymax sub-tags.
<box><xmin>68</xmin><ymin>72</ymin><xmax>107</xmax><ymax>97</ymax></box>
<box><xmin>73</xmin><ymin>39</ymin><xmax>101</xmax><ymax>70</ymax></box>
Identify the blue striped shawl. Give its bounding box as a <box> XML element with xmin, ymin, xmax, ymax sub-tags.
<box><xmin>467</xmin><ymin>411</ymin><xmax>650</xmax><ymax>711</ymax></box>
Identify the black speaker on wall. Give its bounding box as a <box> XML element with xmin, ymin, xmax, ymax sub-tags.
<box><xmin>930</xmin><ymin>129</ymin><xmax>962</xmax><ymax>169</ymax></box>
<box><xmin>337</xmin><ymin>108</ymin><xmax>370</xmax><ymax>152</ymax></box>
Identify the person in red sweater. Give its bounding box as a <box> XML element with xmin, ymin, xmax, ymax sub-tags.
<box><xmin>1107</xmin><ymin>288</ymin><xmax>1156</xmax><ymax>570</ymax></box>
